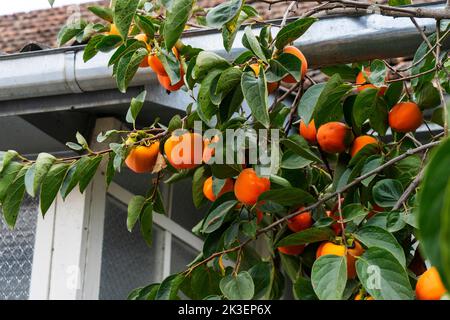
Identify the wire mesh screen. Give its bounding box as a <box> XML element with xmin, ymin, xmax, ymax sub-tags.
<box><xmin>0</xmin><ymin>196</ymin><xmax>38</xmax><ymax>300</ymax></box>
<box><xmin>99</xmin><ymin>195</ymin><xmax>165</xmax><ymax>300</ymax></box>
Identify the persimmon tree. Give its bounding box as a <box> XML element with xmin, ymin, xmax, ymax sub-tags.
<box><xmin>1</xmin><ymin>0</ymin><xmax>450</xmax><ymax>300</ymax></box>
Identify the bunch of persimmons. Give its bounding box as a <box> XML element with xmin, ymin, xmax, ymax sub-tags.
<box><xmin>113</xmin><ymin>23</ymin><xmax>445</xmax><ymax>301</ymax></box>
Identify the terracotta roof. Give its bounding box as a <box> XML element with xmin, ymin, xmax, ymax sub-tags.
<box><xmin>0</xmin><ymin>0</ymin><xmax>440</xmax><ymax>54</ymax></box>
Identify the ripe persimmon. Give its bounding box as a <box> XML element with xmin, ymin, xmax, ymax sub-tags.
<box><xmin>108</xmin><ymin>23</ymin><xmax>120</xmax><ymax>36</ymax></box>
<box><xmin>388</xmin><ymin>102</ymin><xmax>423</xmax><ymax>133</ymax></box>
<box><xmin>282</xmin><ymin>46</ymin><xmax>308</xmax><ymax>82</ymax></box>
<box><xmin>356</xmin><ymin>67</ymin><xmax>387</xmax><ymax>95</ymax></box>
<box><xmin>355</xmin><ymin>293</ymin><xmax>374</xmax><ymax>300</ymax></box>
<box><xmin>278</xmin><ymin>245</ymin><xmax>305</xmax><ymax>256</ymax></box>
<box><xmin>125</xmin><ymin>142</ymin><xmax>160</xmax><ymax>173</ymax></box>
<box><xmin>164</xmin><ymin>132</ymin><xmax>203</xmax><ymax>170</ymax></box>
<box><xmin>203</xmin><ymin>177</ymin><xmax>234</xmax><ymax>202</ymax></box>
<box><xmin>249</xmin><ymin>63</ymin><xmax>279</xmax><ymax>94</ymax></box>
<box><xmin>234</xmin><ymin>168</ymin><xmax>270</xmax><ymax>206</ymax></box>
<box><xmin>350</xmin><ymin>135</ymin><xmax>378</xmax><ymax>157</ymax></box>
<box><xmin>148</xmin><ymin>47</ymin><xmax>179</xmax><ymax>76</ymax></box>
<box><xmin>287</xmin><ymin>209</ymin><xmax>313</xmax><ymax>233</ymax></box>
<box><xmin>316</xmin><ymin>240</ymin><xmax>364</xmax><ymax>279</ymax></box>
<box><xmin>415</xmin><ymin>267</ymin><xmax>447</xmax><ymax>300</ymax></box>
<box><xmin>299</xmin><ymin>119</ymin><xmax>317</xmax><ymax>144</ymax></box>
<box><xmin>317</xmin><ymin>122</ymin><xmax>354</xmax><ymax>154</ymax></box>
<box><xmin>158</xmin><ymin>74</ymin><xmax>185</xmax><ymax>91</ymax></box>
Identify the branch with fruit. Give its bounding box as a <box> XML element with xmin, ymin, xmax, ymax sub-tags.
<box><xmin>3</xmin><ymin>0</ymin><xmax>450</xmax><ymax>300</ymax></box>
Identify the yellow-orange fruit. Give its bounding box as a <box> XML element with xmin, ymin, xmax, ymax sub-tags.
<box><xmin>299</xmin><ymin>120</ymin><xmax>317</xmax><ymax>144</ymax></box>
<box><xmin>316</xmin><ymin>241</ymin><xmax>364</xmax><ymax>279</ymax></box>
<box><xmin>234</xmin><ymin>168</ymin><xmax>270</xmax><ymax>206</ymax></box>
<box><xmin>287</xmin><ymin>209</ymin><xmax>313</xmax><ymax>233</ymax></box>
<box><xmin>350</xmin><ymin>135</ymin><xmax>378</xmax><ymax>157</ymax></box>
<box><xmin>317</xmin><ymin>122</ymin><xmax>354</xmax><ymax>153</ymax></box>
<box><xmin>388</xmin><ymin>102</ymin><xmax>423</xmax><ymax>133</ymax></box>
<box><xmin>164</xmin><ymin>132</ymin><xmax>203</xmax><ymax>170</ymax></box>
<box><xmin>203</xmin><ymin>177</ymin><xmax>234</xmax><ymax>202</ymax></box>
<box><xmin>416</xmin><ymin>267</ymin><xmax>447</xmax><ymax>300</ymax></box>
<box><xmin>125</xmin><ymin>142</ymin><xmax>160</xmax><ymax>173</ymax></box>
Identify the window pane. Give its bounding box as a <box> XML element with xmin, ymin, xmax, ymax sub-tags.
<box><xmin>171</xmin><ymin>179</ymin><xmax>207</xmax><ymax>231</ymax></box>
<box><xmin>99</xmin><ymin>195</ymin><xmax>164</xmax><ymax>300</ymax></box>
<box><xmin>171</xmin><ymin>236</ymin><xmax>198</xmax><ymax>274</ymax></box>
<box><xmin>0</xmin><ymin>197</ymin><xmax>38</xmax><ymax>300</ymax></box>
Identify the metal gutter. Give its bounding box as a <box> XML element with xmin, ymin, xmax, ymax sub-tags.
<box><xmin>0</xmin><ymin>2</ymin><xmax>448</xmax><ymax>102</ymax></box>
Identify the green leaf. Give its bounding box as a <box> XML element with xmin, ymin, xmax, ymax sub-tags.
<box><xmin>206</xmin><ymin>0</ymin><xmax>243</xmax><ymax>28</ymax></box>
<box><xmin>198</xmin><ymin>70</ymin><xmax>222</xmax><ymax>122</ymax></box>
<box><xmin>241</xmin><ymin>70</ymin><xmax>269</xmax><ymax>128</ymax></box>
<box><xmin>220</xmin><ymin>271</ymin><xmax>255</xmax><ymax>300</ymax></box>
<box><xmin>156</xmin><ymin>49</ymin><xmax>182</xmax><ymax>84</ymax></box>
<box><xmin>155</xmin><ymin>274</ymin><xmax>185</xmax><ymax>300</ymax></box>
<box><xmin>297</xmin><ymin>83</ymin><xmax>326</xmax><ymax>124</ymax></box>
<box><xmin>202</xmin><ymin>200</ymin><xmax>237</xmax><ymax>233</ymax></box>
<box><xmin>280</xmin><ymin>135</ymin><xmax>322</xmax><ymax>163</ymax></box>
<box><xmin>277</xmin><ymin>227</ymin><xmax>335</xmax><ymax>247</ymax></box>
<box><xmin>60</xmin><ymin>157</ymin><xmax>91</xmax><ymax>200</ymax></box>
<box><xmin>127</xmin><ymin>195</ymin><xmax>146</xmax><ymax>232</ymax></box>
<box><xmin>57</xmin><ymin>21</ymin><xmax>86</xmax><ymax>46</ymax></box>
<box><xmin>96</xmin><ymin>34</ymin><xmax>122</xmax><ymax>52</ymax></box>
<box><xmin>40</xmin><ymin>163</ymin><xmax>69</xmax><ymax>216</ymax></box>
<box><xmin>321</xmin><ymin>65</ymin><xmax>359</xmax><ymax>82</ymax></box>
<box><xmin>83</xmin><ymin>34</ymin><xmax>104</xmax><ymax>62</ymax></box>
<box><xmin>2</xmin><ymin>167</ymin><xmax>27</xmax><ymax>229</ymax></box>
<box><xmin>79</xmin><ymin>156</ymin><xmax>103</xmax><ymax>193</ymax></box>
<box><xmin>341</xmin><ymin>203</ymin><xmax>368</xmax><ymax>223</ymax></box>
<box><xmin>193</xmin><ymin>51</ymin><xmax>230</xmax><ymax>80</ymax></box>
<box><xmin>258</xmin><ymin>187</ymin><xmax>315</xmax><ymax>207</ymax></box>
<box><xmin>106</xmin><ymin>152</ymin><xmax>116</xmax><ymax>187</ymax></box>
<box><xmin>113</xmin><ymin>0</ymin><xmax>139</xmax><ymax>39</ymax></box>
<box><xmin>275</xmin><ymin>17</ymin><xmax>317</xmax><ymax>49</ymax></box>
<box><xmin>415</xmin><ymin>82</ymin><xmax>441</xmax><ymax>110</ymax></box>
<box><xmin>293</xmin><ymin>277</ymin><xmax>318</xmax><ymax>300</ymax></box>
<box><xmin>192</xmin><ymin>166</ymin><xmax>208</xmax><ymax>208</ymax></box>
<box><xmin>215</xmin><ymin>67</ymin><xmax>243</xmax><ymax>95</ymax></box>
<box><xmin>126</xmin><ymin>90</ymin><xmax>147</xmax><ymax>124</ymax></box>
<box><xmin>281</xmin><ymin>151</ymin><xmax>312</xmax><ymax>170</ymax></box>
<box><xmin>88</xmin><ymin>5</ymin><xmax>113</xmax><ymax>22</ymax></box>
<box><xmin>0</xmin><ymin>162</ymin><xmax>23</xmax><ymax>203</ymax></box>
<box><xmin>388</xmin><ymin>0</ymin><xmax>411</xmax><ymax>6</ymax></box>
<box><xmin>134</xmin><ymin>14</ymin><xmax>155</xmax><ymax>38</ymax></box>
<box><xmin>354</xmin><ymin>226</ymin><xmax>406</xmax><ymax>266</ymax></box>
<box><xmin>372</xmin><ymin>179</ymin><xmax>403</xmax><ymax>208</ymax></box>
<box><xmin>248</xmin><ymin>262</ymin><xmax>272</xmax><ymax>299</ymax></box>
<box><xmin>361</xmin><ymin>156</ymin><xmax>383</xmax><ymax>187</ymax></box>
<box><xmin>311</xmin><ymin>255</ymin><xmax>347</xmax><ymax>300</ymax></box>
<box><xmin>313</xmin><ymin>74</ymin><xmax>352</xmax><ymax>128</ymax></box>
<box><xmin>221</xmin><ymin>7</ymin><xmax>255</xmax><ymax>52</ymax></box>
<box><xmin>163</xmin><ymin>0</ymin><xmax>194</xmax><ymax>50</ymax></box>
<box><xmin>25</xmin><ymin>153</ymin><xmax>56</xmax><ymax>197</ymax></box>
<box><xmin>368</xmin><ymin>60</ymin><xmax>387</xmax><ymax>86</ymax></box>
<box><xmin>352</xmin><ymin>87</ymin><xmax>378</xmax><ymax>127</ymax></box>
<box><xmin>369</xmin><ymin>98</ymin><xmax>389</xmax><ymax>136</ymax></box>
<box><xmin>108</xmin><ymin>39</ymin><xmax>146</xmax><ymax>66</ymax></box>
<box><xmin>116</xmin><ymin>48</ymin><xmax>148</xmax><ymax>93</ymax></box>
<box><xmin>417</xmin><ymin>138</ymin><xmax>450</xmax><ymax>290</ymax></box>
<box><xmin>356</xmin><ymin>247</ymin><xmax>414</xmax><ymax>300</ymax></box>
<box><xmin>266</xmin><ymin>53</ymin><xmax>302</xmax><ymax>83</ymax></box>
<box><xmin>243</xmin><ymin>26</ymin><xmax>267</xmax><ymax>63</ymax></box>
<box><xmin>384</xmin><ymin>81</ymin><xmax>403</xmax><ymax>108</ymax></box>
<box><xmin>0</xmin><ymin>150</ymin><xmax>18</xmax><ymax>174</ymax></box>
<box><xmin>140</xmin><ymin>204</ymin><xmax>153</xmax><ymax>247</ymax></box>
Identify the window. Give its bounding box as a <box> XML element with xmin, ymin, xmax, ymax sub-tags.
<box><xmin>0</xmin><ymin>197</ymin><xmax>38</xmax><ymax>300</ymax></box>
